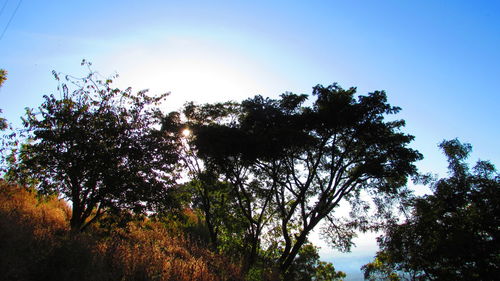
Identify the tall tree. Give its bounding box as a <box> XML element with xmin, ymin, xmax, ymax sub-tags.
<box><xmin>163</xmin><ymin>102</ymin><xmax>252</xmax><ymax>258</ymax></box>
<box><xmin>364</xmin><ymin>139</ymin><xmax>500</xmax><ymax>280</ymax></box>
<box><xmin>10</xmin><ymin>62</ymin><xmax>180</xmax><ymax>232</ymax></box>
<box><xmin>172</xmin><ymin>83</ymin><xmax>422</xmax><ymax>273</ymax></box>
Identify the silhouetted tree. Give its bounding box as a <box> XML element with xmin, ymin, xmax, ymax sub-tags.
<box><xmin>0</xmin><ymin>69</ymin><xmax>16</xmax><ymax>174</ymax></box>
<box><xmin>163</xmin><ymin>102</ymin><xmax>251</xmax><ymax>256</ymax></box>
<box><xmin>0</xmin><ymin>68</ymin><xmax>8</xmax><ymax>132</ymax></box>
<box><xmin>172</xmin><ymin>84</ymin><xmax>422</xmax><ymax>274</ymax></box>
<box><xmin>10</xmin><ymin>62</ymin><xmax>180</xmax><ymax>232</ymax></box>
<box><xmin>364</xmin><ymin>139</ymin><xmax>500</xmax><ymax>280</ymax></box>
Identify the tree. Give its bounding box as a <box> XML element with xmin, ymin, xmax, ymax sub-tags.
<box><xmin>364</xmin><ymin>139</ymin><xmax>500</xmax><ymax>280</ymax></box>
<box><xmin>0</xmin><ymin>69</ymin><xmax>6</xmax><ymax>87</ymax></box>
<box><xmin>0</xmin><ymin>69</ymin><xmax>17</xmax><ymax>174</ymax></box>
<box><xmin>0</xmin><ymin>69</ymin><xmax>8</xmax><ymax>132</ymax></box>
<box><xmin>163</xmin><ymin>102</ymin><xmax>252</xmax><ymax>259</ymax></box>
<box><xmin>285</xmin><ymin>243</ymin><xmax>346</xmax><ymax>281</ymax></box>
<box><xmin>184</xmin><ymin>171</ymin><xmax>247</xmax><ymax>252</ymax></box>
<box><xmin>0</xmin><ymin>68</ymin><xmax>8</xmax><ymax>131</ymax></box>
<box><xmin>10</xmin><ymin>62</ymin><xmax>180</xmax><ymax>232</ymax></box>
<box><xmin>171</xmin><ymin>83</ymin><xmax>422</xmax><ymax>273</ymax></box>
<box><xmin>361</xmin><ymin>251</ymin><xmax>401</xmax><ymax>281</ymax></box>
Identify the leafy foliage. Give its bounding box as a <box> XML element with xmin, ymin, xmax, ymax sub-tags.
<box><xmin>12</xmin><ymin>62</ymin><xmax>494</xmax><ymax>280</ymax></box>
<box><xmin>364</xmin><ymin>139</ymin><xmax>500</xmax><ymax>280</ymax></box>
<box><xmin>168</xmin><ymin>83</ymin><xmax>422</xmax><ymax>274</ymax></box>
<box><xmin>9</xmin><ymin>62</ymin><xmax>180</xmax><ymax>231</ymax></box>
<box><xmin>0</xmin><ymin>69</ymin><xmax>6</xmax><ymax>87</ymax></box>
<box><xmin>0</xmin><ymin>69</ymin><xmax>18</xmax><ymax>173</ymax></box>
<box><xmin>185</xmin><ymin>172</ymin><xmax>248</xmax><ymax>251</ymax></box>
<box><xmin>361</xmin><ymin>251</ymin><xmax>401</xmax><ymax>281</ymax></box>
<box><xmin>286</xmin><ymin>243</ymin><xmax>346</xmax><ymax>281</ymax></box>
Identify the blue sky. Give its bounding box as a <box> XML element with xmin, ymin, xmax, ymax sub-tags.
<box><xmin>1</xmin><ymin>0</ymin><xmax>499</xmax><ymax>278</ymax></box>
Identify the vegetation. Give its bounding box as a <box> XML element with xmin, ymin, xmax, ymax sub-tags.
<box><xmin>1</xmin><ymin>68</ymin><xmax>18</xmax><ymax>174</ymax></box>
<box><xmin>362</xmin><ymin>139</ymin><xmax>500</xmax><ymax>280</ymax></box>
<box><xmin>1</xmin><ymin>63</ymin><xmax>498</xmax><ymax>280</ymax></box>
<box><xmin>0</xmin><ymin>180</ymin><xmax>242</xmax><ymax>281</ymax></box>
<box><xmin>169</xmin><ymin>85</ymin><xmax>422</xmax><ymax>274</ymax></box>
<box><xmin>9</xmin><ymin>62</ymin><xmax>180</xmax><ymax>232</ymax></box>
<box><xmin>0</xmin><ymin>69</ymin><xmax>8</xmax><ymax>139</ymax></box>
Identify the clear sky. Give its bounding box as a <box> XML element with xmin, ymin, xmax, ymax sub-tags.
<box><xmin>1</xmin><ymin>0</ymin><xmax>499</xmax><ymax>278</ymax></box>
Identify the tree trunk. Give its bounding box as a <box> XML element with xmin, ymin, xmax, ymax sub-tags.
<box><xmin>279</xmin><ymin>232</ymin><xmax>309</xmax><ymax>273</ymax></box>
<box><xmin>69</xmin><ymin>209</ymin><xmax>83</xmax><ymax>233</ymax></box>
<box><xmin>242</xmin><ymin>233</ymin><xmax>260</xmax><ymax>273</ymax></box>
<box><xmin>278</xmin><ymin>217</ymin><xmax>321</xmax><ymax>274</ymax></box>
<box><xmin>205</xmin><ymin>214</ymin><xmax>219</xmax><ymax>250</ymax></box>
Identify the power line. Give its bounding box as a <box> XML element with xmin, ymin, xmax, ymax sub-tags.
<box><xmin>0</xmin><ymin>0</ymin><xmax>22</xmax><ymax>42</ymax></box>
<box><xmin>0</xmin><ymin>1</ymin><xmax>10</xmax><ymax>18</ymax></box>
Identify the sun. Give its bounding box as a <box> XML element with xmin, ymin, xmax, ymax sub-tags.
<box><xmin>181</xmin><ymin>128</ymin><xmax>191</xmax><ymax>137</ymax></box>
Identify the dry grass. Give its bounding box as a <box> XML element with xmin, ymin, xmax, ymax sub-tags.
<box><xmin>0</xmin><ymin>181</ymin><xmax>70</xmax><ymax>280</ymax></box>
<box><xmin>0</xmin><ymin>180</ymin><xmax>242</xmax><ymax>281</ymax></box>
<box><xmin>93</xmin><ymin>220</ymin><xmax>242</xmax><ymax>281</ymax></box>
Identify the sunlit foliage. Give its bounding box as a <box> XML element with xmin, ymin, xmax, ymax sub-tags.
<box><xmin>0</xmin><ymin>180</ymin><xmax>242</xmax><ymax>281</ymax></box>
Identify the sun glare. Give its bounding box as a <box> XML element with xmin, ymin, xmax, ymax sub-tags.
<box><xmin>105</xmin><ymin>37</ymin><xmax>275</xmax><ymax>113</ymax></box>
<box><xmin>182</xmin><ymin>128</ymin><xmax>191</xmax><ymax>137</ymax></box>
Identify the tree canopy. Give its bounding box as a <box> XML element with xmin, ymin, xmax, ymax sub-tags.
<box><xmin>8</xmin><ymin>62</ymin><xmax>497</xmax><ymax>280</ymax></box>
<box><xmin>9</xmin><ymin>62</ymin><xmax>180</xmax><ymax>231</ymax></box>
<box><xmin>0</xmin><ymin>69</ymin><xmax>15</xmax><ymax>173</ymax></box>
<box><xmin>363</xmin><ymin>139</ymin><xmax>500</xmax><ymax>280</ymax></box>
<box><xmin>0</xmin><ymin>69</ymin><xmax>8</xmax><ymax>132</ymax></box>
<box><xmin>0</xmin><ymin>69</ymin><xmax>6</xmax><ymax>87</ymax></box>
<box><xmin>166</xmin><ymin>83</ymin><xmax>422</xmax><ymax>274</ymax></box>
<box><xmin>0</xmin><ymin>68</ymin><xmax>8</xmax><ymax>132</ymax></box>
